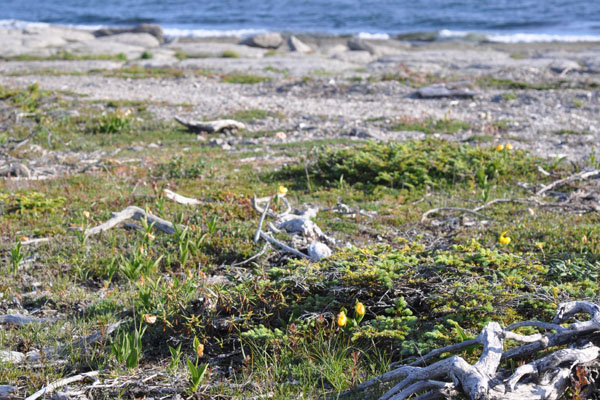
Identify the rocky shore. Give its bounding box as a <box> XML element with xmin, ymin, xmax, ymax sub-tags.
<box><xmin>1</xmin><ymin>23</ymin><xmax>600</xmax><ymax>162</ymax></box>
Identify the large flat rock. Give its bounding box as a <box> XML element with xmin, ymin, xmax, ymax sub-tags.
<box><xmin>165</xmin><ymin>41</ymin><xmax>267</xmax><ymax>59</ymax></box>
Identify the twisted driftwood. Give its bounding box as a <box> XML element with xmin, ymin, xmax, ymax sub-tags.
<box><xmin>174</xmin><ymin>117</ymin><xmax>245</xmax><ymax>133</ymax></box>
<box><xmin>345</xmin><ymin>301</ymin><xmax>600</xmax><ymax>400</ymax></box>
<box><xmin>84</xmin><ymin>206</ymin><xmax>180</xmax><ymax>237</ymax></box>
<box><xmin>252</xmin><ymin>195</ymin><xmax>333</xmax><ymax>261</ymax></box>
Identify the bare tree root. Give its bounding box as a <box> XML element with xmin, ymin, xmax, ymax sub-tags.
<box><xmin>25</xmin><ymin>371</ymin><xmax>99</xmax><ymax>400</ymax></box>
<box><xmin>163</xmin><ymin>188</ymin><xmax>202</xmax><ymax>205</ymax></box>
<box><xmin>344</xmin><ymin>301</ymin><xmax>600</xmax><ymax>400</ymax></box>
<box><xmin>421</xmin><ymin>168</ymin><xmax>600</xmax><ymax>223</ymax></box>
<box><xmin>252</xmin><ymin>194</ymin><xmax>335</xmax><ymax>261</ymax></box>
<box><xmin>85</xmin><ymin>206</ymin><xmax>181</xmax><ymax>237</ymax></box>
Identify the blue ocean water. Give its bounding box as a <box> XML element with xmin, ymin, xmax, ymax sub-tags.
<box><xmin>2</xmin><ymin>0</ymin><xmax>600</xmax><ymax>42</ymax></box>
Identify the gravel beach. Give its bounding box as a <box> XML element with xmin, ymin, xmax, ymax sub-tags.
<box><xmin>1</xmin><ymin>24</ymin><xmax>600</xmax><ymax>162</ymax></box>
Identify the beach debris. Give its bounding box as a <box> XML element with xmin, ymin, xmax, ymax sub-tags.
<box><xmin>417</xmin><ymin>82</ymin><xmax>478</xmax><ymax>98</ymax></box>
<box><xmin>175</xmin><ymin>116</ymin><xmax>246</xmax><ymax>133</ymax></box>
<box><xmin>288</xmin><ymin>35</ymin><xmax>313</xmax><ymax>53</ymax></box>
<box><xmin>346</xmin><ymin>301</ymin><xmax>600</xmax><ymax>400</ymax></box>
<box><xmin>25</xmin><ymin>371</ymin><xmax>99</xmax><ymax>400</ymax></box>
<box><xmin>549</xmin><ymin>59</ymin><xmax>581</xmax><ymax>75</ymax></box>
<box><xmin>163</xmin><ymin>188</ymin><xmax>202</xmax><ymax>205</ymax></box>
<box><xmin>252</xmin><ymin>194</ymin><xmax>335</xmax><ymax>261</ymax></box>
<box><xmin>242</xmin><ymin>33</ymin><xmax>283</xmax><ymax>49</ymax></box>
<box><xmin>84</xmin><ymin>206</ymin><xmax>181</xmax><ymax>237</ymax></box>
<box><xmin>0</xmin><ymin>314</ymin><xmax>56</xmax><ymax>326</ymax></box>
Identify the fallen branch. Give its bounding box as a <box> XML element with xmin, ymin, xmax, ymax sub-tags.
<box><xmin>259</xmin><ymin>231</ymin><xmax>310</xmax><ymax>260</ymax></box>
<box><xmin>536</xmin><ymin>168</ymin><xmax>600</xmax><ymax>196</ymax></box>
<box><xmin>25</xmin><ymin>371</ymin><xmax>99</xmax><ymax>400</ymax></box>
<box><xmin>344</xmin><ymin>301</ymin><xmax>600</xmax><ymax>400</ymax></box>
<box><xmin>163</xmin><ymin>188</ymin><xmax>202</xmax><ymax>205</ymax></box>
<box><xmin>19</xmin><ymin>237</ymin><xmax>51</xmax><ymax>246</ymax></box>
<box><xmin>85</xmin><ymin>206</ymin><xmax>180</xmax><ymax>237</ymax></box>
<box><xmin>422</xmin><ymin>168</ymin><xmax>600</xmax><ymax>223</ymax></box>
<box><xmin>0</xmin><ymin>314</ymin><xmax>55</xmax><ymax>326</ymax></box>
<box><xmin>421</xmin><ymin>207</ymin><xmax>489</xmax><ymax>224</ymax></box>
<box><xmin>175</xmin><ymin>117</ymin><xmax>246</xmax><ymax>133</ymax></box>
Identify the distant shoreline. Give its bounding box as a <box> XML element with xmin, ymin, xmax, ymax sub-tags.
<box><xmin>3</xmin><ymin>19</ymin><xmax>600</xmax><ymax>44</ymax></box>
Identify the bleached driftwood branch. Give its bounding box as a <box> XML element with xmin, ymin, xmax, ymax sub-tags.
<box><xmin>163</xmin><ymin>188</ymin><xmax>202</xmax><ymax>205</ymax></box>
<box><xmin>422</xmin><ymin>168</ymin><xmax>600</xmax><ymax>223</ymax></box>
<box><xmin>252</xmin><ymin>194</ymin><xmax>334</xmax><ymax>261</ymax></box>
<box><xmin>25</xmin><ymin>371</ymin><xmax>99</xmax><ymax>400</ymax></box>
<box><xmin>85</xmin><ymin>206</ymin><xmax>180</xmax><ymax>237</ymax></box>
<box><xmin>175</xmin><ymin>116</ymin><xmax>245</xmax><ymax>133</ymax></box>
<box><xmin>344</xmin><ymin>301</ymin><xmax>600</xmax><ymax>400</ymax></box>
<box><xmin>0</xmin><ymin>314</ymin><xmax>55</xmax><ymax>326</ymax></box>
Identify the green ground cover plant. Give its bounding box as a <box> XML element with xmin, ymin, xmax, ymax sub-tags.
<box><xmin>0</xmin><ymin>85</ymin><xmax>598</xmax><ymax>399</ymax></box>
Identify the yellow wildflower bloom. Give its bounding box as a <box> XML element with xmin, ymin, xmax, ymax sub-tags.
<box><xmin>337</xmin><ymin>311</ymin><xmax>347</xmax><ymax>327</ymax></box>
<box><xmin>495</xmin><ymin>144</ymin><xmax>504</xmax><ymax>151</ymax></box>
<box><xmin>505</xmin><ymin>143</ymin><xmax>513</xmax><ymax>151</ymax></box>
<box><xmin>499</xmin><ymin>232</ymin><xmax>511</xmax><ymax>245</ymax></box>
<box><xmin>278</xmin><ymin>185</ymin><xmax>288</xmax><ymax>196</ymax></box>
<box><xmin>355</xmin><ymin>302</ymin><xmax>366</xmax><ymax>317</ymax></box>
<box><xmin>83</xmin><ymin>210</ymin><xmax>90</xmax><ymax>219</ymax></box>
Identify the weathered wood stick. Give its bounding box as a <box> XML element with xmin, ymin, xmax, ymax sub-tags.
<box><xmin>25</xmin><ymin>371</ymin><xmax>99</xmax><ymax>400</ymax></box>
<box><xmin>0</xmin><ymin>314</ymin><xmax>55</xmax><ymax>326</ymax></box>
<box><xmin>259</xmin><ymin>231</ymin><xmax>309</xmax><ymax>259</ymax></box>
<box><xmin>164</xmin><ymin>189</ymin><xmax>202</xmax><ymax>205</ymax></box>
<box><xmin>85</xmin><ymin>206</ymin><xmax>179</xmax><ymax>236</ymax></box>
<box><xmin>174</xmin><ymin>116</ymin><xmax>245</xmax><ymax>133</ymax></box>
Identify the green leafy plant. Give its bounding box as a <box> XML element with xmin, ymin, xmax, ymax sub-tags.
<box><xmin>186</xmin><ymin>336</ymin><xmax>208</xmax><ymax>392</ymax></box>
<box><xmin>111</xmin><ymin>324</ymin><xmax>146</xmax><ymax>369</ymax></box>
<box><xmin>10</xmin><ymin>241</ymin><xmax>25</xmax><ymax>275</ymax></box>
<box><xmin>168</xmin><ymin>343</ymin><xmax>183</xmax><ymax>372</ymax></box>
<box><xmin>94</xmin><ymin>109</ymin><xmax>132</xmax><ymax>134</ymax></box>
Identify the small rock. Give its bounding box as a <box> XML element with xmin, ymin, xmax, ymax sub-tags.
<box><xmin>348</xmin><ymin>38</ymin><xmax>380</xmax><ymax>56</ymax></box>
<box><xmin>275</xmin><ymin>131</ymin><xmax>287</xmax><ymax>140</ymax></box>
<box><xmin>288</xmin><ymin>36</ymin><xmax>312</xmax><ymax>53</ymax></box>
<box><xmin>549</xmin><ymin>59</ymin><xmax>581</xmax><ymax>74</ymax></box>
<box><xmin>417</xmin><ymin>83</ymin><xmax>478</xmax><ymax>99</ymax></box>
<box><xmin>242</xmin><ymin>33</ymin><xmax>283</xmax><ymax>49</ymax></box>
<box><xmin>308</xmin><ymin>241</ymin><xmax>332</xmax><ymax>261</ymax></box>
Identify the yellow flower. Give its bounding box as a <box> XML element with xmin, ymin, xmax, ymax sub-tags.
<box><xmin>499</xmin><ymin>232</ymin><xmax>511</xmax><ymax>245</ymax></box>
<box><xmin>146</xmin><ymin>232</ymin><xmax>156</xmax><ymax>241</ymax></box>
<box><xmin>505</xmin><ymin>143</ymin><xmax>513</xmax><ymax>151</ymax></box>
<box><xmin>278</xmin><ymin>185</ymin><xmax>288</xmax><ymax>196</ymax></box>
<box><xmin>355</xmin><ymin>302</ymin><xmax>365</xmax><ymax>317</ymax></box>
<box><xmin>337</xmin><ymin>311</ymin><xmax>347</xmax><ymax>327</ymax></box>
<box><xmin>19</xmin><ymin>236</ymin><xmax>29</xmax><ymax>242</ymax></box>
<box><xmin>83</xmin><ymin>210</ymin><xmax>90</xmax><ymax>219</ymax></box>
<box><xmin>495</xmin><ymin>144</ymin><xmax>504</xmax><ymax>151</ymax></box>
<box><xmin>195</xmin><ymin>343</ymin><xmax>204</xmax><ymax>357</ymax></box>
<box><xmin>535</xmin><ymin>242</ymin><xmax>544</xmax><ymax>250</ymax></box>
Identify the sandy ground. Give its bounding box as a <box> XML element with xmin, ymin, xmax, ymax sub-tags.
<box><xmin>1</xmin><ymin>25</ymin><xmax>600</xmax><ymax>162</ymax></box>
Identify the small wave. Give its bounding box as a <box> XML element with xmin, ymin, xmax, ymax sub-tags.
<box><xmin>357</xmin><ymin>32</ymin><xmax>390</xmax><ymax>40</ymax></box>
<box><xmin>163</xmin><ymin>27</ymin><xmax>268</xmax><ymax>38</ymax></box>
<box><xmin>439</xmin><ymin>29</ymin><xmax>600</xmax><ymax>43</ymax></box>
<box><xmin>487</xmin><ymin>32</ymin><xmax>600</xmax><ymax>43</ymax></box>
